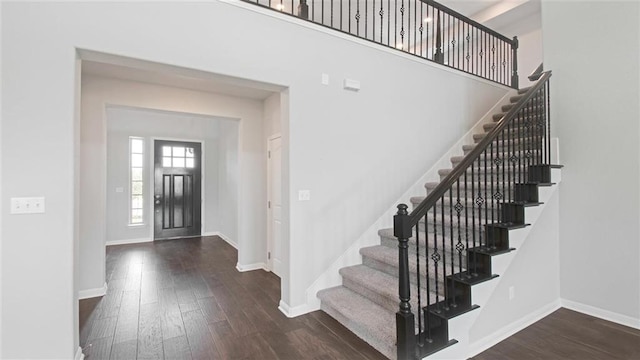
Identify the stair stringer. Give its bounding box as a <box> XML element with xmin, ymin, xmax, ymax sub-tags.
<box><xmin>424</xmin><ymin>168</ymin><xmax>562</xmax><ymax>359</ymax></box>
<box><xmin>303</xmin><ymin>90</ymin><xmax>517</xmax><ymax>312</ymax></box>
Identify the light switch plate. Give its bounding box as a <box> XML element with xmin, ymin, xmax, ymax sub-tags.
<box><xmin>321</xmin><ymin>73</ymin><xmax>330</xmax><ymax>85</ymax></box>
<box><xmin>11</xmin><ymin>197</ymin><xmax>46</xmax><ymax>214</ymax></box>
<box><xmin>298</xmin><ymin>190</ymin><xmax>311</xmax><ymax>201</ymax></box>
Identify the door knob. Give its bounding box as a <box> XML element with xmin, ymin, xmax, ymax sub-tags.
<box><xmin>155</xmin><ymin>200</ymin><xmax>161</xmax><ymax>205</ymax></box>
<box><xmin>155</xmin><ymin>194</ymin><xmax>161</xmax><ymax>199</ymax></box>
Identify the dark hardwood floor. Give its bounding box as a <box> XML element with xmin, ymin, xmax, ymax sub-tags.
<box><xmin>80</xmin><ymin>236</ymin><xmax>386</xmax><ymax>360</ymax></box>
<box><xmin>81</xmin><ymin>236</ymin><xmax>640</xmax><ymax>360</ymax></box>
<box><xmin>472</xmin><ymin>307</ymin><xmax>640</xmax><ymax>360</ymax></box>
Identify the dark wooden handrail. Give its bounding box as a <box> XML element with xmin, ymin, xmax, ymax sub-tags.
<box><xmin>407</xmin><ymin>70</ymin><xmax>552</xmax><ymax>226</ymax></box>
<box><xmin>422</xmin><ymin>0</ymin><xmax>513</xmax><ymax>43</ymax></box>
<box><xmin>529</xmin><ymin>63</ymin><xmax>544</xmax><ymax>81</ymax></box>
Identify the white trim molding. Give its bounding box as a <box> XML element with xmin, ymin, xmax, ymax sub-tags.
<box><xmin>78</xmin><ymin>282</ymin><xmax>108</xmax><ymax>300</ymax></box>
<box><xmin>202</xmin><ymin>231</ymin><xmax>237</xmax><ymax>249</ymax></box>
<box><xmin>106</xmin><ymin>237</ymin><xmax>152</xmax><ymax>246</ymax></box>
<box><xmin>468</xmin><ymin>299</ymin><xmax>562</xmax><ymax>357</ymax></box>
<box><xmin>278</xmin><ymin>299</ymin><xmax>320</xmax><ymax>318</ymax></box>
<box><xmin>74</xmin><ymin>346</ymin><xmax>85</xmax><ymax>360</ymax></box>
<box><xmin>235</xmin><ymin>262</ymin><xmax>268</xmax><ymax>272</ymax></box>
<box><xmin>561</xmin><ymin>299</ymin><xmax>640</xmax><ymax>330</ymax></box>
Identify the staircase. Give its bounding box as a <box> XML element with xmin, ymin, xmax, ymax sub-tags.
<box><xmin>318</xmin><ymin>71</ymin><xmax>560</xmax><ymax>359</ymax></box>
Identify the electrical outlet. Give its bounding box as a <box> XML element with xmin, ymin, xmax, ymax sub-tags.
<box><xmin>11</xmin><ymin>197</ymin><xmax>46</xmax><ymax>214</ymax></box>
<box><xmin>509</xmin><ymin>286</ymin><xmax>515</xmax><ymax>300</ymax></box>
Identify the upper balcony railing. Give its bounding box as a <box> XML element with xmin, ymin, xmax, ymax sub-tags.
<box><xmin>242</xmin><ymin>0</ymin><xmax>519</xmax><ymax>88</ymax></box>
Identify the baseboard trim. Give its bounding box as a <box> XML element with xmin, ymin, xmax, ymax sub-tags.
<box><xmin>236</xmin><ymin>262</ymin><xmax>267</xmax><ymax>272</ymax></box>
<box><xmin>561</xmin><ymin>298</ymin><xmax>640</xmax><ymax>330</ymax></box>
<box><xmin>74</xmin><ymin>346</ymin><xmax>84</xmax><ymax>360</ymax></box>
<box><xmin>202</xmin><ymin>231</ymin><xmax>237</xmax><ymax>249</ymax></box>
<box><xmin>106</xmin><ymin>237</ymin><xmax>152</xmax><ymax>246</ymax></box>
<box><xmin>78</xmin><ymin>282</ymin><xmax>108</xmax><ymax>300</ymax></box>
<box><xmin>468</xmin><ymin>299</ymin><xmax>561</xmax><ymax>357</ymax></box>
<box><xmin>278</xmin><ymin>299</ymin><xmax>319</xmax><ymax>318</ymax></box>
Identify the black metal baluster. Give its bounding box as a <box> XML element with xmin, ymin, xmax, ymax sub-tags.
<box><xmin>477</xmin><ymin>151</ymin><xmax>484</xmax><ymax>249</ymax></box>
<box><xmin>348</xmin><ymin>0</ymin><xmax>350</xmax><ymax>33</ymax></box>
<box><xmin>372</xmin><ymin>0</ymin><xmax>375</xmax><ymax>41</ymax></box>
<box><xmin>415</xmin><ymin>224</ymin><xmax>423</xmax><ymax>346</ymax></box>
<box><xmin>492</xmin><ymin>142</ymin><xmax>500</xmax><ymax>229</ymax></box>
<box><xmin>355</xmin><ymin>1</ymin><xmax>360</xmax><ymax>36</ymax></box>
<box><xmin>441</xmin><ymin>195</ymin><xmax>447</xmax><ymax>310</ymax></box>
<box><xmin>464</xmin><ymin>171</ymin><xmax>469</xmax><ymax>276</ymax></box>
<box><xmin>387</xmin><ymin>0</ymin><xmax>391</xmax><ymax>46</ymax></box>
<box><xmin>547</xmin><ymin>82</ymin><xmax>551</xmax><ymax>164</ymax></box>
<box><xmin>449</xmin><ymin>188</ymin><xmax>454</xmax><ymax>283</ymax></box>
<box><xmin>470</xmin><ymin>162</ymin><xmax>476</xmax><ymax>275</ymax></box>
<box><xmin>484</xmin><ymin>146</ymin><xmax>488</xmax><ymax>249</ymax></box>
<box><xmin>331</xmin><ymin>0</ymin><xmax>334</xmax><ymax>27</ymax></box>
<box><xmin>340</xmin><ymin>0</ymin><xmax>343</xmax><ymax>30</ymax></box>
<box><xmin>400</xmin><ymin>0</ymin><xmax>405</xmax><ymax>49</ymax></box>
<box><xmin>290</xmin><ymin>0</ymin><xmax>293</xmax><ymax>15</ymax></box>
<box><xmin>364</xmin><ymin>0</ymin><xmax>367</xmax><ymax>39</ymax></box>
<box><xmin>455</xmin><ymin>180</ymin><xmax>463</xmax><ymax>276</ymax></box>
<box><xmin>407</xmin><ymin>0</ymin><xmax>411</xmax><ymax>52</ymax></box>
<box><xmin>433</xmin><ymin>198</ymin><xmax>440</xmax><ymax>312</ymax></box>
<box><xmin>394</xmin><ymin>0</ymin><xmax>397</xmax><ymax>48</ymax></box>
<box><xmin>380</xmin><ymin>1</ymin><xmax>384</xmax><ymax>43</ymax></box>
<box><xmin>507</xmin><ymin>115</ymin><xmax>512</xmax><ymax>203</ymax></box>
<box><xmin>419</xmin><ymin>1</ymin><xmax>424</xmax><ymax>57</ymax></box>
<box><xmin>425</xmin><ymin>213</ymin><xmax>432</xmax><ymax>340</ymax></box>
<box><xmin>321</xmin><ymin>0</ymin><xmax>324</xmax><ymax>23</ymax></box>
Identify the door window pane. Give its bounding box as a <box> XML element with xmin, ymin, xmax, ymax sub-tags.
<box><xmin>173</xmin><ymin>157</ymin><xmax>185</xmax><ymax>168</ymax></box>
<box><xmin>186</xmin><ymin>148</ymin><xmax>194</xmax><ymax>157</ymax></box>
<box><xmin>173</xmin><ymin>146</ymin><xmax>185</xmax><ymax>157</ymax></box>
<box><xmin>163</xmin><ymin>146</ymin><xmax>172</xmax><ymax>157</ymax></box>
<box><xmin>186</xmin><ymin>158</ymin><xmax>194</xmax><ymax>168</ymax></box>
<box><xmin>163</xmin><ymin>157</ymin><xmax>172</xmax><ymax>168</ymax></box>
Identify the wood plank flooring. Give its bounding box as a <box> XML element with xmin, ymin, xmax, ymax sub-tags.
<box><xmin>472</xmin><ymin>307</ymin><xmax>640</xmax><ymax>360</ymax></box>
<box><xmin>79</xmin><ymin>236</ymin><xmax>386</xmax><ymax>360</ymax></box>
<box><xmin>81</xmin><ymin>236</ymin><xmax>640</xmax><ymax>360</ymax></box>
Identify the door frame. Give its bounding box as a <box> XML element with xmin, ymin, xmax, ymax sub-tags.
<box><xmin>267</xmin><ymin>133</ymin><xmax>282</xmax><ymax>273</ymax></box>
<box><xmin>149</xmin><ymin>136</ymin><xmax>206</xmax><ymax>241</ymax></box>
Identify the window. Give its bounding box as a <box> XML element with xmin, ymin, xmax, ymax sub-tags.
<box><xmin>130</xmin><ymin>137</ymin><xmax>144</xmax><ymax>225</ymax></box>
<box><xmin>162</xmin><ymin>145</ymin><xmax>195</xmax><ymax>168</ymax></box>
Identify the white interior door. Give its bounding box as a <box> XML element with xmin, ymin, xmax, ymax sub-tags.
<box><xmin>268</xmin><ymin>136</ymin><xmax>283</xmax><ymax>277</ymax></box>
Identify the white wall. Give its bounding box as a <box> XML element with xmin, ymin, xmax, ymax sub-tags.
<box><xmin>80</xmin><ymin>75</ymin><xmax>263</xmax><ymax>295</ymax></box>
<box><xmin>0</xmin><ymin>0</ymin><xmax>4</xmax><ymax>355</ymax></box>
<box><xmin>494</xmin><ymin>11</ymin><xmax>543</xmax><ymax>86</ymax></box>
<box><xmin>217</xmin><ymin>119</ymin><xmax>241</xmax><ymax>243</ymax></box>
<box><xmin>105</xmin><ymin>106</ymin><xmax>238</xmax><ymax>243</ymax></box>
<box><xmin>470</xmin><ymin>189</ymin><xmax>560</xmax><ymax>343</ymax></box>
<box><xmin>1</xmin><ymin>2</ymin><xmax>508</xmax><ymax>357</ymax></box>
<box><xmin>543</xmin><ymin>0</ymin><xmax>640</xmax><ymax>324</ymax></box>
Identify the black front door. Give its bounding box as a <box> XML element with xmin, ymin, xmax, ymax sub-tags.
<box><xmin>154</xmin><ymin>140</ymin><xmax>202</xmax><ymax>240</ymax></box>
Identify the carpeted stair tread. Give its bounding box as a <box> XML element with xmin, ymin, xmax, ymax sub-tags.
<box><xmin>378</xmin><ymin>228</ymin><xmax>471</xmax><ymax>263</ymax></box>
<box><xmin>360</xmin><ymin>245</ymin><xmax>462</xmax><ymax>280</ymax></box>
<box><xmin>410</xmin><ymin>196</ymin><xmax>502</xmax><ymax>211</ymax></box>
<box><xmin>317</xmin><ymin>286</ymin><xmax>396</xmax><ymax>359</ymax></box>
<box><xmin>438</xmin><ymin>166</ymin><xmax>521</xmax><ymax>178</ymax></box>
<box><xmin>340</xmin><ymin>264</ymin><xmax>439</xmax><ymax>313</ymax></box>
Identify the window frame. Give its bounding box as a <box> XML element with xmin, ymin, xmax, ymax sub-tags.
<box><xmin>129</xmin><ymin>136</ymin><xmax>145</xmax><ymax>226</ymax></box>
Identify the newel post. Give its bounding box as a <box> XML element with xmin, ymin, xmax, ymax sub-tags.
<box><xmin>298</xmin><ymin>0</ymin><xmax>309</xmax><ymax>19</ymax></box>
<box><xmin>511</xmin><ymin>36</ymin><xmax>519</xmax><ymax>89</ymax></box>
<box><xmin>394</xmin><ymin>204</ymin><xmax>416</xmax><ymax>360</ymax></box>
<box><xmin>434</xmin><ymin>10</ymin><xmax>444</xmax><ymax>64</ymax></box>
